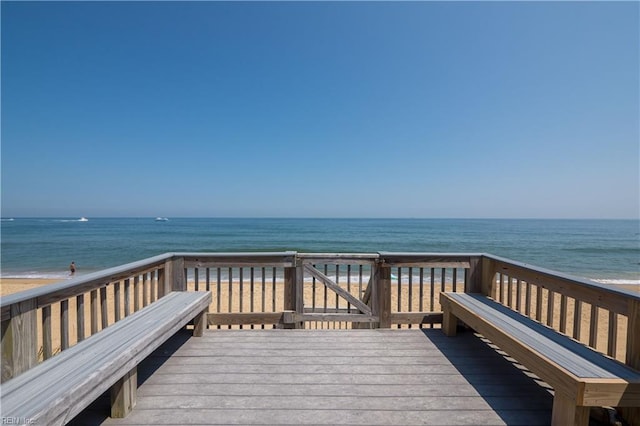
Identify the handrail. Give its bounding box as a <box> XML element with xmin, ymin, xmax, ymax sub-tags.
<box><xmin>0</xmin><ymin>253</ymin><xmax>174</xmax><ymax>316</ymax></box>
<box><xmin>484</xmin><ymin>253</ymin><xmax>640</xmax><ymax>308</ymax></box>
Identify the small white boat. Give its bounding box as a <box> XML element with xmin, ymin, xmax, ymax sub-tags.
<box><xmin>79</xmin><ymin>217</ymin><xmax>89</xmax><ymax>222</ymax></box>
<box><xmin>155</xmin><ymin>217</ymin><xmax>169</xmax><ymax>222</ymax></box>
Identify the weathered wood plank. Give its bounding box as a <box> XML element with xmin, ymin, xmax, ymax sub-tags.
<box><xmin>183</xmin><ymin>252</ymin><xmax>296</xmax><ymax>269</ymax></box>
<box><xmin>390</xmin><ymin>312</ymin><xmax>443</xmax><ymax>325</ymax></box>
<box><xmin>72</xmin><ymin>328</ymin><xmax>553</xmax><ymax>425</ymax></box>
<box><xmin>296</xmin><ymin>313</ymin><xmax>379</xmax><ymax>323</ymax></box>
<box><xmin>85</xmin><ymin>407</ymin><xmax>550</xmax><ymax>425</ymax></box>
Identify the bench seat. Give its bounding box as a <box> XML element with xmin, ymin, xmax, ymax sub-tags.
<box><xmin>0</xmin><ymin>291</ymin><xmax>211</xmax><ymax>426</ymax></box>
<box><xmin>440</xmin><ymin>292</ymin><xmax>640</xmax><ymax>426</ymax></box>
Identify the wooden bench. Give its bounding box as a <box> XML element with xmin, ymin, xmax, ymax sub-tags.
<box><xmin>0</xmin><ymin>291</ymin><xmax>211</xmax><ymax>426</ymax></box>
<box><xmin>440</xmin><ymin>292</ymin><xmax>640</xmax><ymax>426</ymax></box>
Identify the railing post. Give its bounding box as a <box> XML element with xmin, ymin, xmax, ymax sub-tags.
<box><xmin>466</xmin><ymin>255</ymin><xmax>496</xmax><ymax>297</ymax></box>
<box><xmin>619</xmin><ymin>299</ymin><xmax>640</xmax><ymax>425</ymax></box>
<box><xmin>466</xmin><ymin>256</ymin><xmax>482</xmax><ymax>293</ymax></box>
<box><xmin>372</xmin><ymin>259</ymin><xmax>391</xmax><ymax>328</ymax></box>
<box><xmin>171</xmin><ymin>257</ymin><xmax>186</xmax><ymax>291</ymax></box>
<box><xmin>1</xmin><ymin>300</ymin><xmax>38</xmax><ymax>382</ymax></box>
<box><xmin>160</xmin><ymin>257</ymin><xmax>186</xmax><ymax>296</ymax></box>
<box><xmin>283</xmin><ymin>258</ymin><xmax>303</xmax><ymax>329</ymax></box>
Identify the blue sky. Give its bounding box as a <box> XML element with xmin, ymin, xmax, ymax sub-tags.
<box><xmin>1</xmin><ymin>1</ymin><xmax>638</xmax><ymax>218</ymax></box>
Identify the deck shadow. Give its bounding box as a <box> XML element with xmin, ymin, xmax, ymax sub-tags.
<box><xmin>68</xmin><ymin>328</ymin><xmax>193</xmax><ymax>425</ymax></box>
<box><xmin>422</xmin><ymin>327</ymin><xmax>554</xmax><ymax>425</ymax></box>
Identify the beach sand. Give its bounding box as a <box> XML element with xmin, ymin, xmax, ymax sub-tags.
<box><xmin>1</xmin><ymin>278</ymin><xmax>636</xmax><ymax>361</ymax></box>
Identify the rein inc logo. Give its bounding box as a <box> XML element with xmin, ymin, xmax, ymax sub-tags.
<box><xmin>1</xmin><ymin>418</ymin><xmax>36</xmax><ymax>425</ymax></box>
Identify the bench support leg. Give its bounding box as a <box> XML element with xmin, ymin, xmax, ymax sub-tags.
<box><xmin>551</xmin><ymin>393</ymin><xmax>589</xmax><ymax>426</ymax></box>
<box><xmin>111</xmin><ymin>366</ymin><xmax>137</xmax><ymax>418</ymax></box>
<box><xmin>193</xmin><ymin>307</ymin><xmax>208</xmax><ymax>337</ymax></box>
<box><xmin>442</xmin><ymin>309</ymin><xmax>458</xmax><ymax>337</ymax></box>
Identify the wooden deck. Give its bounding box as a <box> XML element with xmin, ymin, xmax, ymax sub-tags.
<box><xmin>70</xmin><ymin>328</ymin><xmax>555</xmax><ymax>425</ymax></box>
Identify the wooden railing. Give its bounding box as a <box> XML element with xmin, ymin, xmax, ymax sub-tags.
<box><xmin>2</xmin><ymin>252</ymin><xmax>638</xmax><ymax>382</ymax></box>
<box><xmin>482</xmin><ymin>254</ymin><xmax>640</xmax><ymax>366</ymax></box>
<box><xmin>1</xmin><ymin>253</ymin><xmax>173</xmax><ymax>382</ymax></box>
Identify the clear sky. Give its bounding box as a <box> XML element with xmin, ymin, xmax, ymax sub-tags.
<box><xmin>1</xmin><ymin>1</ymin><xmax>638</xmax><ymax>219</ymax></box>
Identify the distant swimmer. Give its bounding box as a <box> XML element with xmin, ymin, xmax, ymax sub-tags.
<box><xmin>70</xmin><ymin>261</ymin><xmax>76</xmax><ymax>275</ymax></box>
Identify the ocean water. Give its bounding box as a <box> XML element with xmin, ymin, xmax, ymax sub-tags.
<box><xmin>0</xmin><ymin>218</ymin><xmax>638</xmax><ymax>285</ymax></box>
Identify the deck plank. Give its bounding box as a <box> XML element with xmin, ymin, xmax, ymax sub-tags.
<box><xmin>71</xmin><ymin>329</ymin><xmax>553</xmax><ymax>425</ymax></box>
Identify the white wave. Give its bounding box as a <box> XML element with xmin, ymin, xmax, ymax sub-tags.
<box><xmin>592</xmin><ymin>279</ymin><xmax>640</xmax><ymax>286</ymax></box>
<box><xmin>1</xmin><ymin>271</ymin><xmax>69</xmax><ymax>280</ymax></box>
<box><xmin>55</xmin><ymin>217</ymin><xmax>89</xmax><ymax>223</ymax></box>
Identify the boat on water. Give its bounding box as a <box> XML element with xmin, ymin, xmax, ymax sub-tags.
<box><xmin>79</xmin><ymin>217</ymin><xmax>89</xmax><ymax>222</ymax></box>
<box><xmin>155</xmin><ymin>217</ymin><xmax>169</xmax><ymax>222</ymax></box>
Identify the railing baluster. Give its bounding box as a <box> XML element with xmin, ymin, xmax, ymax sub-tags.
<box><xmin>607</xmin><ymin>312</ymin><xmax>618</xmax><ymax>358</ymax></box>
<box><xmin>227</xmin><ymin>267</ymin><xmax>233</xmax><ymax>329</ymax></box>
<box><xmin>452</xmin><ymin>268</ymin><xmax>457</xmax><ymax>293</ymax></box>
<box><xmin>124</xmin><ymin>279</ymin><xmax>130</xmax><ymax>318</ymax></box>
<box><xmin>148</xmin><ymin>272</ymin><xmax>155</xmax><ymax>303</ymax></box>
<box><xmin>573</xmin><ymin>300</ymin><xmax>582</xmax><ymax>340</ymax></box>
<box><xmin>134</xmin><ymin>276</ymin><xmax>140</xmax><ymax>313</ymax></box>
<box><xmin>323</xmin><ymin>265</ymin><xmax>328</xmax><ymax>315</ymax></box>
<box><xmin>559</xmin><ymin>294</ymin><xmax>568</xmax><ymax>333</ymax></box>
<box><xmin>407</xmin><ymin>267</ymin><xmax>413</xmax><ymax>328</ymax></box>
<box><xmin>589</xmin><ymin>305</ymin><xmax>599</xmax><ymax>348</ymax></box>
<box><xmin>397</xmin><ymin>267</ymin><xmax>402</xmax><ymax>329</ymax></box>
<box><xmin>547</xmin><ymin>290</ymin><xmax>555</xmax><ymax>327</ymax></box>
<box><xmin>216</xmin><ymin>268</ymin><xmax>222</xmax><ymax>313</ymax></box>
<box><xmin>261</xmin><ymin>268</ymin><xmax>266</xmax><ymax>329</ymax></box>
<box><xmin>271</xmin><ymin>267</ymin><xmax>276</xmax><ymax>313</ymax></box>
<box><xmin>42</xmin><ymin>305</ymin><xmax>52</xmax><ymax>360</ymax></box>
<box><xmin>335</xmin><ymin>265</ymin><xmax>340</xmax><ymax>328</ymax></box>
<box><xmin>312</xmin><ymin>269</ymin><xmax>317</xmax><ymax>313</ymax></box>
<box><xmin>60</xmin><ymin>300</ymin><xmax>69</xmax><ymax>350</ymax></box>
<box><xmin>114</xmin><ymin>281</ymin><xmax>121</xmax><ymax>322</ymax></box>
<box><xmin>358</xmin><ymin>265</ymin><xmax>364</xmax><ymax>304</ymax></box>
<box><xmin>90</xmin><ymin>290</ymin><xmax>98</xmax><ymax>334</ymax></box>
<box><xmin>100</xmin><ymin>287</ymin><xmax>108</xmax><ymax>329</ymax></box>
<box><xmin>250</xmin><ymin>267</ymin><xmax>255</xmax><ymax>329</ymax></box>
<box><xmin>142</xmin><ymin>273</ymin><xmax>149</xmax><ymax>307</ymax></box>
<box><xmin>239</xmin><ymin>268</ymin><xmax>244</xmax><ymax>319</ymax></box>
<box><xmin>535</xmin><ymin>285</ymin><xmax>542</xmax><ymax>322</ymax></box>
<box><xmin>419</xmin><ymin>268</ymin><xmax>424</xmax><ymax>315</ymax></box>
<box><xmin>76</xmin><ymin>294</ymin><xmax>85</xmax><ymax>342</ymax></box>
<box><xmin>429</xmin><ymin>268</ymin><xmax>435</xmax><ymax>322</ymax></box>
<box><xmin>216</xmin><ymin>268</ymin><xmax>222</xmax><ymax>316</ymax></box>
<box><xmin>347</xmin><ymin>265</ymin><xmax>352</xmax><ymax>314</ymax></box>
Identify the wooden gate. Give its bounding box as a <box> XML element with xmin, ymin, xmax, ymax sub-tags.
<box><xmin>286</xmin><ymin>255</ymin><xmax>381</xmax><ymax>328</ymax></box>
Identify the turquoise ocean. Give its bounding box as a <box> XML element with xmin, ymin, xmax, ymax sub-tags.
<box><xmin>1</xmin><ymin>218</ymin><xmax>638</xmax><ymax>286</ymax></box>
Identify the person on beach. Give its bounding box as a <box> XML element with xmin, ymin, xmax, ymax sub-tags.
<box><xmin>69</xmin><ymin>261</ymin><xmax>76</xmax><ymax>275</ymax></box>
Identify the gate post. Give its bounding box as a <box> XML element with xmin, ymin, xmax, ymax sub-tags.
<box><xmin>283</xmin><ymin>258</ymin><xmax>304</xmax><ymax>329</ymax></box>
<box><xmin>371</xmin><ymin>259</ymin><xmax>391</xmax><ymax>328</ymax></box>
